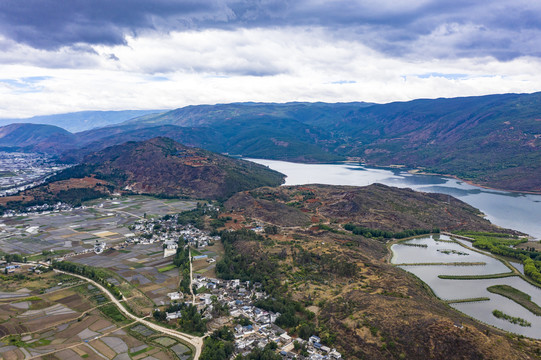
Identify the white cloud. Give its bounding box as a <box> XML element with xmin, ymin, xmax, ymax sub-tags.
<box><xmin>1</xmin><ymin>27</ymin><xmax>541</xmax><ymax>118</ymax></box>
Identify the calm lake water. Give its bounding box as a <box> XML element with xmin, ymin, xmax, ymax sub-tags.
<box><xmin>391</xmin><ymin>235</ymin><xmax>541</xmax><ymax>338</ymax></box>
<box><xmin>248</xmin><ymin>159</ymin><xmax>541</xmax><ymax>239</ymax></box>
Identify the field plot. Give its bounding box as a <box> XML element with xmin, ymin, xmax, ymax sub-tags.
<box><xmin>130</xmin><ymin>325</ymin><xmax>192</xmax><ymax>360</ymax></box>
<box><xmin>0</xmin><ymin>269</ymin><xmax>81</xmax><ymax>296</ymax></box>
<box><xmin>73</xmin><ymin>243</ymin><xmax>181</xmax><ymax>307</ymax></box>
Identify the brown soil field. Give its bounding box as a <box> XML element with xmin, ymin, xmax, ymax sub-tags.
<box><xmin>0</xmin><ymin>194</ymin><xmax>33</xmax><ymax>205</ymax></box>
<box><xmin>89</xmin><ymin>339</ymin><xmax>117</xmax><ymax>358</ymax></box>
<box><xmin>47</xmin><ymin>176</ymin><xmax>108</xmax><ymax>192</ymax></box>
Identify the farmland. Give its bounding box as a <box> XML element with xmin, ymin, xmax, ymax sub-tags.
<box><xmin>0</xmin><ymin>270</ymin><xmax>185</xmax><ymax>360</ymax></box>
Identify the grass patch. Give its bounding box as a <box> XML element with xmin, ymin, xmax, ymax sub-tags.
<box><xmin>446</xmin><ymin>297</ymin><xmax>490</xmax><ymax>304</ymax></box>
<box><xmin>16</xmin><ymin>296</ymin><xmax>41</xmax><ymax>302</ymax></box>
<box><xmin>153</xmin><ymin>337</ymin><xmax>177</xmax><ymax>347</ymax></box>
<box><xmin>129</xmin><ymin>346</ymin><xmax>154</xmax><ymax>356</ymax></box>
<box><xmin>438</xmin><ymin>272</ymin><xmax>516</xmax><ymax>280</ymax></box>
<box><xmin>98</xmin><ymin>304</ymin><xmax>128</xmax><ymax>323</ymax></box>
<box><xmin>158</xmin><ymin>264</ymin><xmax>176</xmax><ymax>273</ymax></box>
<box><xmin>29</xmin><ymin>299</ymin><xmax>50</xmax><ymax>310</ymax></box>
<box><xmin>32</xmin><ymin>339</ymin><xmax>52</xmax><ymax>347</ymax></box>
<box><xmin>397</xmin><ymin>262</ymin><xmax>486</xmax><ymax>266</ymax></box>
<box><xmin>190</xmin><ymin>249</ymin><xmax>203</xmax><ymax>256</ymax></box>
<box><xmin>130</xmin><ymin>263</ymin><xmax>145</xmax><ymax>269</ymax></box>
<box><xmin>27</xmin><ymin>250</ymin><xmax>72</xmax><ymax>262</ymax></box>
<box><xmin>492</xmin><ymin>309</ymin><xmax>531</xmax><ymax>327</ymax></box>
<box><xmin>487</xmin><ymin>285</ymin><xmax>541</xmax><ymax>316</ymax></box>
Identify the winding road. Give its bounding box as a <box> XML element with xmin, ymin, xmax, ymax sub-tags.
<box><xmin>53</xmin><ymin>269</ymin><xmax>204</xmax><ymax>360</ymax></box>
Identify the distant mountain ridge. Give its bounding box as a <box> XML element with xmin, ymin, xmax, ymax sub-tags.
<box><xmin>0</xmin><ymin>123</ymin><xmax>77</xmax><ymax>153</ymax></box>
<box><xmin>0</xmin><ymin>110</ymin><xmax>164</xmax><ymax>132</ymax></box>
<box><xmin>0</xmin><ymin>93</ymin><xmax>540</xmax><ymax>192</ymax></box>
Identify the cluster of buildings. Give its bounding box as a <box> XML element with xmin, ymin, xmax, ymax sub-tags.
<box><xmin>167</xmin><ymin>275</ymin><xmax>341</xmax><ymax>360</ymax></box>
<box><xmin>93</xmin><ymin>241</ymin><xmax>106</xmax><ymax>254</ymax></box>
<box><xmin>127</xmin><ymin>215</ymin><xmax>220</xmax><ymax>257</ymax></box>
<box><xmin>1</xmin><ymin>202</ymin><xmax>74</xmax><ymax>218</ymax></box>
<box><xmin>179</xmin><ymin>224</ymin><xmax>220</xmax><ymax>248</ymax></box>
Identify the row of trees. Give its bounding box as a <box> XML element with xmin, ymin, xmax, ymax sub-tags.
<box><xmin>3</xmin><ymin>253</ymin><xmax>25</xmax><ymax>263</ymax></box>
<box><xmin>173</xmin><ymin>247</ymin><xmax>191</xmax><ymax>293</ymax></box>
<box><xmin>344</xmin><ymin>224</ymin><xmax>439</xmax><ymax>239</ymax></box>
<box><xmin>524</xmin><ymin>258</ymin><xmax>541</xmax><ymax>284</ymax></box>
<box><xmin>466</xmin><ymin>233</ymin><xmax>541</xmax><ymax>285</ymax></box>
<box><xmin>53</xmin><ymin>261</ymin><xmax>122</xmax><ymax>299</ymax></box>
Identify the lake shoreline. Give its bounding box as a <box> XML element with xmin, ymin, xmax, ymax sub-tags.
<box><xmin>367</xmin><ymin>163</ymin><xmax>541</xmax><ymax>195</ymax></box>
<box><xmin>249</xmin><ymin>157</ymin><xmax>541</xmax><ymax>194</ymax></box>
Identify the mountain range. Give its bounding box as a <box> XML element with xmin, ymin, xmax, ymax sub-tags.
<box><xmin>1</xmin><ymin>92</ymin><xmax>540</xmax><ymax>192</ymax></box>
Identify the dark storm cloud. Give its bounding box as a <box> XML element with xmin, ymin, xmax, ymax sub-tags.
<box><xmin>1</xmin><ymin>0</ymin><xmax>541</xmax><ymax>60</ymax></box>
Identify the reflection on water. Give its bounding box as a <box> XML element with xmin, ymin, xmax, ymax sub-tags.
<box><xmin>247</xmin><ymin>159</ymin><xmax>541</xmax><ymax>239</ymax></box>
<box><xmin>392</xmin><ymin>236</ymin><xmax>541</xmax><ymax>338</ymax></box>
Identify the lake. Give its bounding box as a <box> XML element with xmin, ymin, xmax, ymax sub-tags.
<box><xmin>391</xmin><ymin>235</ymin><xmax>541</xmax><ymax>339</ymax></box>
<box><xmin>247</xmin><ymin>159</ymin><xmax>541</xmax><ymax>240</ymax></box>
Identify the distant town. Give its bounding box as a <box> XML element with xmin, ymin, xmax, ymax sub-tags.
<box><xmin>0</xmin><ymin>152</ymin><xmax>70</xmax><ymax>197</ymax></box>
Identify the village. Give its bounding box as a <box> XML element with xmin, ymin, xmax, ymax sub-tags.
<box><xmin>126</xmin><ymin>211</ymin><xmax>342</xmax><ymax>360</ymax></box>
<box><xmin>186</xmin><ymin>276</ymin><xmax>343</xmax><ymax>360</ymax></box>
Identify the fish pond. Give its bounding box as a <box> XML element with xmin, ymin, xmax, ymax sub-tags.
<box><xmin>391</xmin><ymin>235</ymin><xmax>541</xmax><ymax>338</ymax></box>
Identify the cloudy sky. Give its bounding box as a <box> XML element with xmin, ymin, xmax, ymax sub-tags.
<box><xmin>1</xmin><ymin>0</ymin><xmax>541</xmax><ymax>118</ymax></box>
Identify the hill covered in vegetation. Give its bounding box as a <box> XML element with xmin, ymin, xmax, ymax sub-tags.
<box><xmin>225</xmin><ymin>184</ymin><xmax>518</xmax><ymax>234</ymax></box>
<box><xmin>82</xmin><ymin>92</ymin><xmax>541</xmax><ymax>191</ymax></box>
<box><xmin>56</xmin><ymin>137</ymin><xmax>285</xmax><ymax>200</ymax></box>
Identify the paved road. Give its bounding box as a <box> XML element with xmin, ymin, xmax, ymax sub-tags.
<box><xmin>53</xmin><ymin>269</ymin><xmax>204</xmax><ymax>360</ymax></box>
